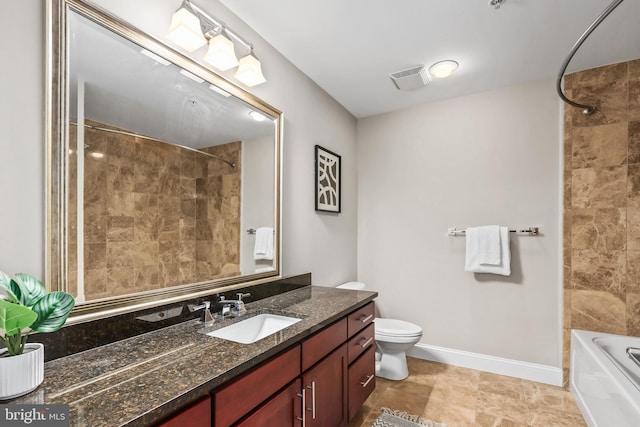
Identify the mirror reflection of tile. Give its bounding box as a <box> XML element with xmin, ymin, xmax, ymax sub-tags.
<box><xmin>68</xmin><ymin>120</ymin><xmax>241</xmax><ymax>301</ymax></box>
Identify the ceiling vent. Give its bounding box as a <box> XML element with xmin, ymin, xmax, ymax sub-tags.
<box><xmin>389</xmin><ymin>65</ymin><xmax>430</xmax><ymax>91</ymax></box>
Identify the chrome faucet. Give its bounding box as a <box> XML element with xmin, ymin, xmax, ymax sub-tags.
<box><xmin>213</xmin><ymin>293</ymin><xmax>251</xmax><ymax>318</ymax></box>
<box><xmin>189</xmin><ymin>300</ymin><xmax>215</xmax><ymax>326</ymax></box>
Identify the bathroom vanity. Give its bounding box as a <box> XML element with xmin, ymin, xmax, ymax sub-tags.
<box><xmin>9</xmin><ymin>286</ymin><xmax>376</xmax><ymax>427</ymax></box>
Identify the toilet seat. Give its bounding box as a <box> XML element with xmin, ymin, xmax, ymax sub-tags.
<box><xmin>375</xmin><ymin>318</ymin><xmax>422</xmax><ymax>337</ymax></box>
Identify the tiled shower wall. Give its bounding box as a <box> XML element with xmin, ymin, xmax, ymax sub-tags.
<box><xmin>563</xmin><ymin>59</ymin><xmax>640</xmax><ymax>383</ymax></box>
<box><xmin>69</xmin><ymin>121</ymin><xmax>241</xmax><ymax>301</ymax></box>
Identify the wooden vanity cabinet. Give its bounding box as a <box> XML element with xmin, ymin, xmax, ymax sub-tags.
<box><xmin>346</xmin><ymin>302</ymin><xmax>376</xmax><ymax>421</ymax></box>
<box><xmin>211</xmin><ymin>302</ymin><xmax>375</xmax><ymax>427</ymax></box>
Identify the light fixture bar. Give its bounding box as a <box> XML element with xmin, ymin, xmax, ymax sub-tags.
<box><xmin>189</xmin><ymin>2</ymin><xmax>252</xmax><ymax>51</ymax></box>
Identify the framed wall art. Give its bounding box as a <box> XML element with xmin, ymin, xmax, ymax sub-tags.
<box><xmin>315</xmin><ymin>145</ymin><xmax>341</xmax><ymax>213</ymax></box>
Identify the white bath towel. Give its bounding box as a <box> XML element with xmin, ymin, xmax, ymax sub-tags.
<box><xmin>464</xmin><ymin>225</ymin><xmax>511</xmax><ymax>276</ymax></box>
<box><xmin>253</xmin><ymin>227</ymin><xmax>274</xmax><ymax>260</ymax></box>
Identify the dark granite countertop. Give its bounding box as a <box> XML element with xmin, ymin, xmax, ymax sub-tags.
<box><xmin>9</xmin><ymin>286</ymin><xmax>377</xmax><ymax>426</ymax></box>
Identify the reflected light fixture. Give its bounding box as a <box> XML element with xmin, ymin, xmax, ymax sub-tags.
<box><xmin>428</xmin><ymin>60</ymin><xmax>459</xmax><ymax>79</ymax></box>
<box><xmin>166</xmin><ymin>1</ymin><xmax>207</xmax><ymax>52</ymax></box>
<box><xmin>235</xmin><ymin>48</ymin><xmax>266</xmax><ymax>87</ymax></box>
<box><xmin>179</xmin><ymin>69</ymin><xmax>205</xmax><ymax>83</ymax></box>
<box><xmin>166</xmin><ymin>0</ymin><xmax>266</xmax><ymax>86</ymax></box>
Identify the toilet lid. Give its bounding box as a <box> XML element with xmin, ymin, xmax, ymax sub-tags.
<box><xmin>375</xmin><ymin>318</ymin><xmax>422</xmax><ymax>337</ymax></box>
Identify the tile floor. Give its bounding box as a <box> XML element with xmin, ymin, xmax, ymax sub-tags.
<box><xmin>349</xmin><ymin>357</ymin><xmax>586</xmax><ymax>427</ymax></box>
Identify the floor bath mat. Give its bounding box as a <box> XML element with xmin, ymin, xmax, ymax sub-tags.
<box><xmin>371</xmin><ymin>407</ymin><xmax>448</xmax><ymax>427</ymax></box>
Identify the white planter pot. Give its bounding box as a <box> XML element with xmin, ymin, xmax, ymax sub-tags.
<box><xmin>0</xmin><ymin>343</ymin><xmax>44</xmax><ymax>400</ymax></box>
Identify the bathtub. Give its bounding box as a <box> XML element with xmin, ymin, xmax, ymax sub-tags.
<box><xmin>571</xmin><ymin>330</ymin><xmax>640</xmax><ymax>427</ymax></box>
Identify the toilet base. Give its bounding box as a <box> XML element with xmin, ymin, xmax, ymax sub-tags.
<box><xmin>375</xmin><ymin>351</ymin><xmax>409</xmax><ymax>380</ymax></box>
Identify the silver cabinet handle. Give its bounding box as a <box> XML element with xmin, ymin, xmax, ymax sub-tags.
<box><xmin>296</xmin><ymin>388</ymin><xmax>305</xmax><ymax>427</ymax></box>
<box><xmin>360</xmin><ymin>374</ymin><xmax>374</xmax><ymax>388</ymax></box>
<box><xmin>306</xmin><ymin>381</ymin><xmax>316</xmax><ymax>419</ymax></box>
<box><xmin>359</xmin><ymin>337</ymin><xmax>374</xmax><ymax>349</ymax></box>
<box><xmin>360</xmin><ymin>314</ymin><xmax>373</xmax><ymax>323</ymax></box>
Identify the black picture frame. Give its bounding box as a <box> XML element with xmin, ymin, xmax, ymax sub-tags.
<box><xmin>315</xmin><ymin>145</ymin><xmax>341</xmax><ymax>213</ymax></box>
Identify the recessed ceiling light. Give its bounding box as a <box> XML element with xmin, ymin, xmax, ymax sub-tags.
<box><xmin>249</xmin><ymin>111</ymin><xmax>266</xmax><ymax>122</ymax></box>
<box><xmin>428</xmin><ymin>60</ymin><xmax>459</xmax><ymax>79</ymax></box>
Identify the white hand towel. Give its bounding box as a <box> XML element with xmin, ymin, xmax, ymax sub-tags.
<box><xmin>253</xmin><ymin>227</ymin><xmax>274</xmax><ymax>260</ymax></box>
<box><xmin>465</xmin><ymin>225</ymin><xmax>501</xmax><ymax>266</ymax></box>
<box><xmin>464</xmin><ymin>226</ymin><xmax>511</xmax><ymax>276</ymax></box>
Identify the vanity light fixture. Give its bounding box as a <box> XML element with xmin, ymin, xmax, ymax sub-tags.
<box><xmin>428</xmin><ymin>60</ymin><xmax>459</xmax><ymax>79</ymax></box>
<box><xmin>234</xmin><ymin>48</ymin><xmax>266</xmax><ymax>87</ymax></box>
<box><xmin>166</xmin><ymin>0</ymin><xmax>266</xmax><ymax>86</ymax></box>
<box><xmin>203</xmin><ymin>30</ymin><xmax>238</xmax><ymax>71</ymax></box>
<box><xmin>166</xmin><ymin>1</ymin><xmax>207</xmax><ymax>52</ymax></box>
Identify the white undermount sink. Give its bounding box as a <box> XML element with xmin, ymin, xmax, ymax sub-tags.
<box><xmin>206</xmin><ymin>313</ymin><xmax>301</xmax><ymax>344</ymax></box>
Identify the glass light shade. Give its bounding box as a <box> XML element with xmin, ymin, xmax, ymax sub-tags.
<box><xmin>166</xmin><ymin>7</ymin><xmax>207</xmax><ymax>52</ymax></box>
<box><xmin>203</xmin><ymin>34</ymin><xmax>239</xmax><ymax>71</ymax></box>
<box><xmin>234</xmin><ymin>54</ymin><xmax>266</xmax><ymax>87</ymax></box>
<box><xmin>429</xmin><ymin>60</ymin><xmax>459</xmax><ymax>79</ymax></box>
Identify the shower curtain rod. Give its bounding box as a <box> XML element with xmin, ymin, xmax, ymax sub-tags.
<box><xmin>71</xmin><ymin>122</ymin><xmax>237</xmax><ymax>168</ymax></box>
<box><xmin>556</xmin><ymin>0</ymin><xmax>625</xmax><ymax>116</ymax></box>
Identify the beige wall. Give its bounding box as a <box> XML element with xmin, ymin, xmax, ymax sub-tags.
<box><xmin>357</xmin><ymin>79</ymin><xmax>563</xmax><ymax>369</ymax></box>
<box><xmin>563</xmin><ymin>58</ymin><xmax>640</xmax><ymax>383</ymax></box>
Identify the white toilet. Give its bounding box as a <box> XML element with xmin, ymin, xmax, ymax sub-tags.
<box><xmin>337</xmin><ymin>282</ymin><xmax>422</xmax><ymax>380</ymax></box>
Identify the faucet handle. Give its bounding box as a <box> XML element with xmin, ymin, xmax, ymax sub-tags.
<box><xmin>237</xmin><ymin>292</ymin><xmax>251</xmax><ymax>301</ymax></box>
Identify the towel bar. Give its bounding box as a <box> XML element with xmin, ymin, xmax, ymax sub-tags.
<box><xmin>247</xmin><ymin>228</ymin><xmax>276</xmax><ymax>235</ymax></box>
<box><xmin>448</xmin><ymin>227</ymin><xmax>539</xmax><ymax>236</ymax></box>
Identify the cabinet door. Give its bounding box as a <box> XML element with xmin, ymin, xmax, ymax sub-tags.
<box><xmin>156</xmin><ymin>396</ymin><xmax>211</xmax><ymax>427</ymax></box>
<box><xmin>348</xmin><ymin>345</ymin><xmax>376</xmax><ymax>420</ymax></box>
<box><xmin>301</xmin><ymin>344</ymin><xmax>348</xmax><ymax>427</ymax></box>
<box><xmin>236</xmin><ymin>379</ymin><xmax>302</xmax><ymax>427</ymax></box>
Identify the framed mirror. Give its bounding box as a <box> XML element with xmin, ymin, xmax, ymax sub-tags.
<box><xmin>46</xmin><ymin>0</ymin><xmax>282</xmax><ymax>323</ymax></box>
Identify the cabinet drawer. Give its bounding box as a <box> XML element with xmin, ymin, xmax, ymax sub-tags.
<box><xmin>347</xmin><ymin>302</ymin><xmax>375</xmax><ymax>338</ymax></box>
<box><xmin>347</xmin><ymin>323</ymin><xmax>375</xmax><ymax>365</ymax></box>
<box><xmin>348</xmin><ymin>346</ymin><xmax>376</xmax><ymax>421</ymax></box>
<box><xmin>301</xmin><ymin>318</ymin><xmax>347</xmax><ymax>371</ymax></box>
<box><xmin>214</xmin><ymin>345</ymin><xmax>301</xmax><ymax>427</ymax></box>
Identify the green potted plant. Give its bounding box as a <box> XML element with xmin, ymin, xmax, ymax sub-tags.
<box><xmin>0</xmin><ymin>270</ymin><xmax>75</xmax><ymax>400</ymax></box>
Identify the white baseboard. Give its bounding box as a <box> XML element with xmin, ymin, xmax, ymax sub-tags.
<box><xmin>407</xmin><ymin>343</ymin><xmax>563</xmax><ymax>386</ymax></box>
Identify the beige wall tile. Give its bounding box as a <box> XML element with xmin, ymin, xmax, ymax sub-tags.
<box><xmin>567</xmin><ymin>62</ymin><xmax>627</xmax><ymax>88</ymax></box>
<box><xmin>628</xmin><ymin>59</ymin><xmax>640</xmax><ymax>81</ymax></box>
<box><xmin>627</xmin><ymin>251</ymin><xmax>640</xmax><ymax>294</ymax></box>
<box><xmin>570</xmin><ymin>250</ymin><xmax>626</xmax><ymax>298</ymax></box>
<box><xmin>570</xmin><ymin>289</ymin><xmax>626</xmax><ymax>334</ymax></box>
<box><xmin>627</xmin><ymin>121</ymin><xmax>640</xmax><ymax>164</ymax></box>
<box><xmin>628</xmin><ymin>207</ymin><xmax>640</xmax><ymax>250</ymax></box>
<box><xmin>627</xmin><ymin>293</ymin><xmax>640</xmax><ymax>336</ymax></box>
<box><xmin>571</xmin><ymin>208</ymin><xmax>626</xmax><ymax>251</ymax></box>
<box><xmin>570</xmin><ymin>81</ymin><xmax>628</xmax><ymax>128</ymax></box>
<box><xmin>571</xmin><ymin>166</ymin><xmax>627</xmax><ymax>208</ymax></box>
<box><xmin>572</xmin><ymin>122</ymin><xmax>627</xmax><ymax>169</ymax></box>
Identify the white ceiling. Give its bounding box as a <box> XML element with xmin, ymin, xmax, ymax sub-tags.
<box><xmin>220</xmin><ymin>0</ymin><xmax>640</xmax><ymax>118</ymax></box>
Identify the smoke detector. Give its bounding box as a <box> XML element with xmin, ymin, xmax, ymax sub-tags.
<box><xmin>389</xmin><ymin>65</ymin><xmax>430</xmax><ymax>91</ymax></box>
